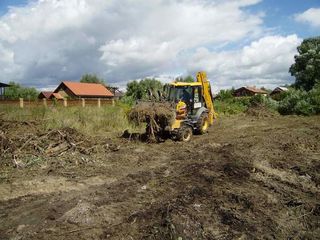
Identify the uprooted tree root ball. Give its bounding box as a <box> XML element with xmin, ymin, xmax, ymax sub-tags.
<box><xmin>129</xmin><ymin>102</ymin><xmax>176</xmax><ymax>125</ymax></box>
<box><xmin>128</xmin><ymin>102</ymin><xmax>176</xmax><ymax>140</ymax></box>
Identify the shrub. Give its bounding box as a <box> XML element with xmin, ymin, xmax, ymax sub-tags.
<box><xmin>214</xmin><ymin>100</ymin><xmax>247</xmax><ymax>115</ymax></box>
<box><xmin>120</xmin><ymin>95</ymin><xmax>135</xmax><ymax>106</ymax></box>
<box><xmin>249</xmin><ymin>94</ymin><xmax>278</xmax><ymax>110</ymax></box>
<box><xmin>214</xmin><ymin>94</ymin><xmax>279</xmax><ymax>115</ymax></box>
<box><xmin>215</xmin><ymin>89</ymin><xmax>235</xmax><ymax>101</ymax></box>
<box><xmin>249</xmin><ymin>94</ymin><xmax>265</xmax><ymax>106</ymax></box>
<box><xmin>294</xmin><ymin>99</ymin><xmax>315</xmax><ymax>115</ymax></box>
<box><xmin>278</xmin><ymin>89</ymin><xmax>304</xmax><ymax>115</ymax></box>
<box><xmin>277</xmin><ymin>88</ymin><xmax>318</xmax><ymax>116</ymax></box>
<box><xmin>308</xmin><ymin>83</ymin><xmax>320</xmax><ymax>114</ymax></box>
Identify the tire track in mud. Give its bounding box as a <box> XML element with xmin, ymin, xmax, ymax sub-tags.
<box><xmin>0</xmin><ymin>115</ymin><xmax>320</xmax><ymax>239</ymax></box>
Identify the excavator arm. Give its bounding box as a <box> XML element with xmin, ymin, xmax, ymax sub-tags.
<box><xmin>196</xmin><ymin>71</ymin><xmax>217</xmax><ymax>125</ymax></box>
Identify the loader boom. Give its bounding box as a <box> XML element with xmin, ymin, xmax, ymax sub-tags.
<box><xmin>196</xmin><ymin>71</ymin><xmax>216</xmax><ymax>125</ymax></box>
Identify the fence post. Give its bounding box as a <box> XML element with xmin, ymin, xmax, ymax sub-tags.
<box><xmin>63</xmin><ymin>98</ymin><xmax>67</xmax><ymax>107</ymax></box>
<box><xmin>43</xmin><ymin>98</ymin><xmax>47</xmax><ymax>108</ymax></box>
<box><xmin>112</xmin><ymin>99</ymin><xmax>115</xmax><ymax>107</ymax></box>
<box><xmin>82</xmin><ymin>98</ymin><xmax>85</xmax><ymax>107</ymax></box>
<box><xmin>19</xmin><ymin>98</ymin><xmax>24</xmax><ymax>108</ymax></box>
<box><xmin>97</xmin><ymin>98</ymin><xmax>101</xmax><ymax>108</ymax></box>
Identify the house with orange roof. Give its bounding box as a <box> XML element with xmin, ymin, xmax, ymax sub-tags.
<box><xmin>53</xmin><ymin>81</ymin><xmax>114</xmax><ymax>99</ymax></box>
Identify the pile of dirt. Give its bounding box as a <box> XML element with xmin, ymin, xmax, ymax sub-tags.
<box><xmin>245</xmin><ymin>105</ymin><xmax>279</xmax><ymax>118</ymax></box>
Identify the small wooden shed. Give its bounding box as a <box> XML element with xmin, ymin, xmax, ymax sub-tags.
<box><xmin>0</xmin><ymin>82</ymin><xmax>10</xmax><ymax>100</ymax></box>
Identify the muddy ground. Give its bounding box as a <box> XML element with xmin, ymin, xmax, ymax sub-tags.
<box><xmin>0</xmin><ymin>114</ymin><xmax>319</xmax><ymax>239</ymax></box>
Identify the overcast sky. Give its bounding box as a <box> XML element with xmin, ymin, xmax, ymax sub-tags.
<box><xmin>0</xmin><ymin>0</ymin><xmax>319</xmax><ymax>91</ymax></box>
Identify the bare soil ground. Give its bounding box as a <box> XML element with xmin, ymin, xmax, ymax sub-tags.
<box><xmin>0</xmin><ymin>114</ymin><xmax>319</xmax><ymax>239</ymax></box>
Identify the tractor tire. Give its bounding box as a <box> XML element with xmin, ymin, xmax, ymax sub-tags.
<box><xmin>196</xmin><ymin>113</ymin><xmax>209</xmax><ymax>135</ymax></box>
<box><xmin>177</xmin><ymin>125</ymin><xmax>193</xmax><ymax>142</ymax></box>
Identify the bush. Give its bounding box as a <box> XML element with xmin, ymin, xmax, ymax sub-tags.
<box><xmin>4</xmin><ymin>82</ymin><xmax>38</xmax><ymax>100</ymax></box>
<box><xmin>215</xmin><ymin>89</ymin><xmax>235</xmax><ymax>101</ymax></box>
<box><xmin>214</xmin><ymin>94</ymin><xmax>279</xmax><ymax>115</ymax></box>
<box><xmin>214</xmin><ymin>99</ymin><xmax>248</xmax><ymax>115</ymax></box>
<box><xmin>277</xmin><ymin>87</ymin><xmax>320</xmax><ymax>116</ymax></box>
<box><xmin>308</xmin><ymin>83</ymin><xmax>320</xmax><ymax>114</ymax></box>
<box><xmin>120</xmin><ymin>95</ymin><xmax>135</xmax><ymax>106</ymax></box>
<box><xmin>278</xmin><ymin>89</ymin><xmax>305</xmax><ymax>115</ymax></box>
<box><xmin>249</xmin><ymin>94</ymin><xmax>265</xmax><ymax>106</ymax></box>
<box><xmin>250</xmin><ymin>94</ymin><xmax>278</xmax><ymax>110</ymax></box>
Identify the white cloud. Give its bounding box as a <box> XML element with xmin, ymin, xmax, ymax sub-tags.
<box><xmin>0</xmin><ymin>43</ymin><xmax>23</xmax><ymax>78</ymax></box>
<box><xmin>187</xmin><ymin>35</ymin><xmax>301</xmax><ymax>91</ymax></box>
<box><xmin>295</xmin><ymin>8</ymin><xmax>320</xmax><ymax>28</ymax></box>
<box><xmin>0</xmin><ymin>0</ymin><xmax>265</xmax><ymax>88</ymax></box>
<box><xmin>0</xmin><ymin>0</ymin><xmax>302</xmax><ymax>91</ymax></box>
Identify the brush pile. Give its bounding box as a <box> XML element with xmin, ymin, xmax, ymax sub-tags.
<box><xmin>129</xmin><ymin>102</ymin><xmax>176</xmax><ymax>140</ymax></box>
<box><xmin>0</xmin><ymin>117</ymin><xmax>120</xmax><ymax>168</ymax></box>
<box><xmin>129</xmin><ymin>102</ymin><xmax>175</xmax><ymax>125</ymax></box>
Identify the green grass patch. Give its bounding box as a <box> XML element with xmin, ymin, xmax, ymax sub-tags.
<box><xmin>0</xmin><ymin>104</ymin><xmax>140</xmax><ymax>137</ymax></box>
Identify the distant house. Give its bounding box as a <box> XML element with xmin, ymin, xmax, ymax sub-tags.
<box><xmin>0</xmin><ymin>82</ymin><xmax>10</xmax><ymax>100</ymax></box>
<box><xmin>54</xmin><ymin>81</ymin><xmax>114</xmax><ymax>99</ymax></box>
<box><xmin>270</xmin><ymin>87</ymin><xmax>288</xmax><ymax>96</ymax></box>
<box><xmin>233</xmin><ymin>86</ymin><xmax>268</xmax><ymax>97</ymax></box>
<box><xmin>107</xmin><ymin>87</ymin><xmax>124</xmax><ymax>100</ymax></box>
<box><xmin>38</xmin><ymin>91</ymin><xmax>53</xmax><ymax>99</ymax></box>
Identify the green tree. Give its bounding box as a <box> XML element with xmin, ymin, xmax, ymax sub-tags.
<box><xmin>80</xmin><ymin>74</ymin><xmax>105</xmax><ymax>85</ymax></box>
<box><xmin>4</xmin><ymin>82</ymin><xmax>38</xmax><ymax>100</ymax></box>
<box><xmin>216</xmin><ymin>88</ymin><xmax>235</xmax><ymax>100</ymax></box>
<box><xmin>175</xmin><ymin>75</ymin><xmax>195</xmax><ymax>83</ymax></box>
<box><xmin>126</xmin><ymin>80</ymin><xmax>143</xmax><ymax>99</ymax></box>
<box><xmin>289</xmin><ymin>36</ymin><xmax>320</xmax><ymax>91</ymax></box>
<box><xmin>125</xmin><ymin>78</ymin><xmax>163</xmax><ymax>100</ymax></box>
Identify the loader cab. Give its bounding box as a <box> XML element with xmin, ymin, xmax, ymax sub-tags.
<box><xmin>165</xmin><ymin>82</ymin><xmax>204</xmax><ymax>115</ymax></box>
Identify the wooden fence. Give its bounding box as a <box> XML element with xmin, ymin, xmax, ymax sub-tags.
<box><xmin>0</xmin><ymin>98</ymin><xmax>115</xmax><ymax>108</ymax></box>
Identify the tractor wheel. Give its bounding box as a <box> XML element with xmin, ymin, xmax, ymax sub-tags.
<box><xmin>196</xmin><ymin>113</ymin><xmax>209</xmax><ymax>135</ymax></box>
<box><xmin>177</xmin><ymin>126</ymin><xmax>193</xmax><ymax>142</ymax></box>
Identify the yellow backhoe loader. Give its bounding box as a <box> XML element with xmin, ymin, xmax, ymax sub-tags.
<box><xmin>160</xmin><ymin>71</ymin><xmax>217</xmax><ymax>141</ymax></box>
<box><xmin>129</xmin><ymin>71</ymin><xmax>217</xmax><ymax>142</ymax></box>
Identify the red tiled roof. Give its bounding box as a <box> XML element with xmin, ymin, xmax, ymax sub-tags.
<box><xmin>39</xmin><ymin>91</ymin><xmax>53</xmax><ymax>99</ymax></box>
<box><xmin>57</xmin><ymin>81</ymin><xmax>114</xmax><ymax>97</ymax></box>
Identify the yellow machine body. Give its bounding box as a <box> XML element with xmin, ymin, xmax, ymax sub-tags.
<box><xmin>167</xmin><ymin>71</ymin><xmax>216</xmax><ymax>130</ymax></box>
